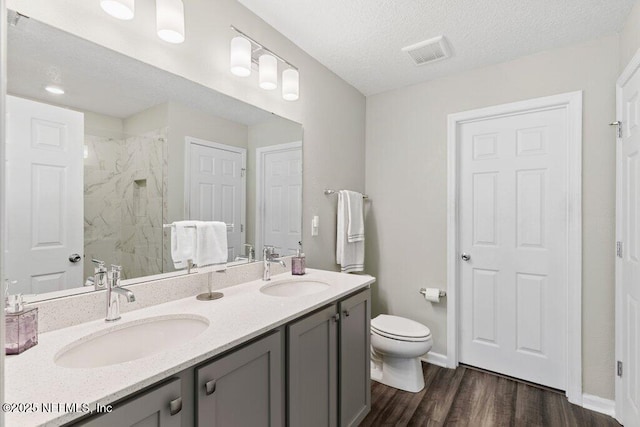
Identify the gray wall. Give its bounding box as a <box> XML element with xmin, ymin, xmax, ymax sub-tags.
<box><xmin>365</xmin><ymin>35</ymin><xmax>619</xmax><ymax>399</ymax></box>
<box><xmin>7</xmin><ymin>0</ymin><xmax>367</xmax><ymax>272</ymax></box>
<box><xmin>620</xmin><ymin>0</ymin><xmax>640</xmax><ymax>71</ymax></box>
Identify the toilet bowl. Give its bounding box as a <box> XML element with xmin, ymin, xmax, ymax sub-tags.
<box><xmin>370</xmin><ymin>314</ymin><xmax>432</xmax><ymax>393</ymax></box>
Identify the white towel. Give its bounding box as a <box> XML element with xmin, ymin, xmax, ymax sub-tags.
<box><xmin>337</xmin><ymin>190</ymin><xmax>365</xmax><ymax>273</ymax></box>
<box><xmin>194</xmin><ymin>221</ymin><xmax>228</xmax><ymax>271</ymax></box>
<box><xmin>171</xmin><ymin>220</ymin><xmax>198</xmax><ymax>269</ymax></box>
<box><xmin>346</xmin><ymin>190</ymin><xmax>364</xmax><ymax>243</ymax></box>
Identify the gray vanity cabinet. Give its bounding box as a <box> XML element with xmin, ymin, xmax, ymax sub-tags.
<box><xmin>287</xmin><ymin>305</ymin><xmax>339</xmax><ymax>427</ymax></box>
<box><xmin>195</xmin><ymin>330</ymin><xmax>284</xmax><ymax>427</ymax></box>
<box><xmin>338</xmin><ymin>289</ymin><xmax>371</xmax><ymax>427</ymax></box>
<box><xmin>287</xmin><ymin>288</ymin><xmax>371</xmax><ymax>427</ymax></box>
<box><xmin>76</xmin><ymin>378</ymin><xmax>183</xmax><ymax>427</ymax></box>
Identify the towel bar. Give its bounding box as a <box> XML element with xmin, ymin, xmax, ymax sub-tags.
<box><xmin>324</xmin><ymin>189</ymin><xmax>369</xmax><ymax>199</ymax></box>
<box><xmin>163</xmin><ymin>223</ymin><xmax>234</xmax><ymax>230</ymax></box>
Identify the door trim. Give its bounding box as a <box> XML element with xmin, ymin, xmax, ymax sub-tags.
<box><xmin>446</xmin><ymin>91</ymin><xmax>583</xmax><ymax>404</ymax></box>
<box><xmin>614</xmin><ymin>47</ymin><xmax>640</xmax><ymax>425</ymax></box>
<box><xmin>255</xmin><ymin>141</ymin><xmax>302</xmax><ymax>255</ymax></box>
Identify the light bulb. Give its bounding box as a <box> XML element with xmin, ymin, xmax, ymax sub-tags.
<box><xmin>259</xmin><ymin>54</ymin><xmax>278</xmax><ymax>90</ymax></box>
<box><xmin>156</xmin><ymin>0</ymin><xmax>185</xmax><ymax>44</ymax></box>
<box><xmin>282</xmin><ymin>69</ymin><xmax>299</xmax><ymax>101</ymax></box>
<box><xmin>45</xmin><ymin>85</ymin><xmax>65</xmax><ymax>95</ymax></box>
<box><xmin>230</xmin><ymin>37</ymin><xmax>252</xmax><ymax>77</ymax></box>
<box><xmin>100</xmin><ymin>0</ymin><xmax>135</xmax><ymax>20</ymax></box>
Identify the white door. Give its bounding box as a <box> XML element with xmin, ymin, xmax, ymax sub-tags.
<box><xmin>186</xmin><ymin>138</ymin><xmax>245</xmax><ymax>262</ymax></box>
<box><xmin>617</xmin><ymin>61</ymin><xmax>640</xmax><ymax>427</ymax></box>
<box><xmin>5</xmin><ymin>95</ymin><xmax>84</xmax><ymax>294</ymax></box>
<box><xmin>458</xmin><ymin>107</ymin><xmax>568</xmax><ymax>390</ymax></box>
<box><xmin>257</xmin><ymin>142</ymin><xmax>302</xmax><ymax>258</ymax></box>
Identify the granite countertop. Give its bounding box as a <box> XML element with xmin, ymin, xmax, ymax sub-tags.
<box><xmin>5</xmin><ymin>269</ymin><xmax>375</xmax><ymax>426</ymax></box>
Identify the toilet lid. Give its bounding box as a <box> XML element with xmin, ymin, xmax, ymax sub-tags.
<box><xmin>371</xmin><ymin>314</ymin><xmax>431</xmax><ymax>340</ymax></box>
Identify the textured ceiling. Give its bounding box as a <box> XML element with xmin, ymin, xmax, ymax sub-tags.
<box><xmin>7</xmin><ymin>15</ymin><xmax>274</xmax><ymax>125</ymax></box>
<box><xmin>238</xmin><ymin>0</ymin><xmax>637</xmax><ymax>95</ymax></box>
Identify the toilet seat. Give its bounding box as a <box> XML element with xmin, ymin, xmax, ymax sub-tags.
<box><xmin>371</xmin><ymin>314</ymin><xmax>431</xmax><ymax>342</ymax></box>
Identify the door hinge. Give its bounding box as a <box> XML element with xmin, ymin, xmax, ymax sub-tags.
<box><xmin>240</xmin><ymin>224</ymin><xmax>244</xmax><ymax>232</ymax></box>
<box><xmin>618</xmin><ymin>360</ymin><xmax>623</xmax><ymax>377</ymax></box>
<box><xmin>610</xmin><ymin>121</ymin><xmax>622</xmax><ymax>138</ymax></box>
<box><xmin>617</xmin><ymin>241</ymin><xmax>623</xmax><ymax>258</ymax></box>
<box><xmin>240</xmin><ymin>168</ymin><xmax>246</xmax><ymax>178</ymax></box>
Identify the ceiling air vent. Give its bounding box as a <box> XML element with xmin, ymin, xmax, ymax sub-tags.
<box><xmin>402</xmin><ymin>36</ymin><xmax>451</xmax><ymax>66</ymax></box>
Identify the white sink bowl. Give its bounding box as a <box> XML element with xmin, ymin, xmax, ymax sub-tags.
<box><xmin>55</xmin><ymin>315</ymin><xmax>209</xmax><ymax>369</ymax></box>
<box><xmin>260</xmin><ymin>278</ymin><xmax>330</xmax><ymax>297</ymax></box>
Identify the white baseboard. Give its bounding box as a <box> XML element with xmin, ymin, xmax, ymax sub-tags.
<box><xmin>582</xmin><ymin>394</ymin><xmax>615</xmax><ymax>418</ymax></box>
<box><xmin>420</xmin><ymin>351</ymin><xmax>449</xmax><ymax>368</ymax></box>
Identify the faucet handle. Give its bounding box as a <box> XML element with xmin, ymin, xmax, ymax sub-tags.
<box><xmin>92</xmin><ymin>259</ymin><xmax>107</xmax><ymax>274</ymax></box>
<box><xmin>111</xmin><ymin>264</ymin><xmax>122</xmax><ymax>271</ymax></box>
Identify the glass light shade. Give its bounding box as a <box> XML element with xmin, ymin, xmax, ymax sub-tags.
<box><xmin>230</xmin><ymin>37</ymin><xmax>252</xmax><ymax>77</ymax></box>
<box><xmin>156</xmin><ymin>0</ymin><xmax>185</xmax><ymax>44</ymax></box>
<box><xmin>259</xmin><ymin>54</ymin><xmax>278</xmax><ymax>90</ymax></box>
<box><xmin>282</xmin><ymin>69</ymin><xmax>299</xmax><ymax>101</ymax></box>
<box><xmin>45</xmin><ymin>85</ymin><xmax>65</xmax><ymax>95</ymax></box>
<box><xmin>100</xmin><ymin>0</ymin><xmax>135</xmax><ymax>20</ymax></box>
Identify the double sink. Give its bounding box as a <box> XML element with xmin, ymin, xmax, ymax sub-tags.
<box><xmin>55</xmin><ymin>278</ymin><xmax>330</xmax><ymax>369</ymax></box>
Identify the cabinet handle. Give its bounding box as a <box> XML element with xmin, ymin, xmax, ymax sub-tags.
<box><xmin>343</xmin><ymin>310</ymin><xmax>350</xmax><ymax>317</ymax></box>
<box><xmin>169</xmin><ymin>397</ymin><xmax>182</xmax><ymax>416</ymax></box>
<box><xmin>332</xmin><ymin>313</ymin><xmax>340</xmax><ymax>322</ymax></box>
<box><xmin>205</xmin><ymin>379</ymin><xmax>217</xmax><ymax>395</ymax></box>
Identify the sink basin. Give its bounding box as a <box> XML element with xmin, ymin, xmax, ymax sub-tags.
<box><xmin>55</xmin><ymin>315</ymin><xmax>209</xmax><ymax>368</ymax></box>
<box><xmin>260</xmin><ymin>278</ymin><xmax>330</xmax><ymax>297</ymax></box>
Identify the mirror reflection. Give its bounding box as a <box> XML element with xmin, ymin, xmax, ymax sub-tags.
<box><xmin>5</xmin><ymin>14</ymin><xmax>303</xmax><ymax>297</ymax></box>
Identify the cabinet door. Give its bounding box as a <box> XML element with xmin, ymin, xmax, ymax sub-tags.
<box><xmin>77</xmin><ymin>378</ymin><xmax>183</xmax><ymax>427</ymax></box>
<box><xmin>339</xmin><ymin>289</ymin><xmax>371</xmax><ymax>427</ymax></box>
<box><xmin>196</xmin><ymin>331</ymin><xmax>283</xmax><ymax>427</ymax></box>
<box><xmin>288</xmin><ymin>305</ymin><xmax>338</xmax><ymax>427</ymax></box>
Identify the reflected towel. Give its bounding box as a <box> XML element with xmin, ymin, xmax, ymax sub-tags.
<box><xmin>195</xmin><ymin>221</ymin><xmax>228</xmax><ymax>271</ymax></box>
<box><xmin>171</xmin><ymin>220</ymin><xmax>198</xmax><ymax>269</ymax></box>
<box><xmin>337</xmin><ymin>190</ymin><xmax>365</xmax><ymax>273</ymax></box>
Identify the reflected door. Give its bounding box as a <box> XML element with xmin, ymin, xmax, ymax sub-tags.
<box><xmin>458</xmin><ymin>107</ymin><xmax>568</xmax><ymax>390</ymax></box>
<box><xmin>257</xmin><ymin>142</ymin><xmax>302</xmax><ymax>258</ymax></box>
<box><xmin>5</xmin><ymin>96</ymin><xmax>84</xmax><ymax>294</ymax></box>
<box><xmin>618</xmin><ymin>65</ymin><xmax>640</xmax><ymax>427</ymax></box>
<box><xmin>186</xmin><ymin>138</ymin><xmax>245</xmax><ymax>261</ymax></box>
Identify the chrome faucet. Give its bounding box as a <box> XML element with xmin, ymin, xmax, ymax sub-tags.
<box><xmin>85</xmin><ymin>259</ymin><xmax>108</xmax><ymax>290</ymax></box>
<box><xmin>105</xmin><ymin>265</ymin><xmax>135</xmax><ymax>322</ymax></box>
<box><xmin>244</xmin><ymin>244</ymin><xmax>255</xmax><ymax>263</ymax></box>
<box><xmin>263</xmin><ymin>246</ymin><xmax>286</xmax><ymax>281</ymax></box>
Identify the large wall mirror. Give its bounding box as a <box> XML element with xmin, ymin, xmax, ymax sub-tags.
<box><xmin>5</xmin><ymin>12</ymin><xmax>303</xmax><ymax>299</ymax></box>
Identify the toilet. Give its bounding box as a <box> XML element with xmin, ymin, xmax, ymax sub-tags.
<box><xmin>370</xmin><ymin>314</ymin><xmax>432</xmax><ymax>393</ymax></box>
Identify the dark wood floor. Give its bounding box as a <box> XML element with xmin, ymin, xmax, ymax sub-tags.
<box><xmin>361</xmin><ymin>363</ymin><xmax>620</xmax><ymax>426</ymax></box>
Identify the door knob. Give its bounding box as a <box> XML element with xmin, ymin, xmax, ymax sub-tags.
<box><xmin>461</xmin><ymin>253</ymin><xmax>471</xmax><ymax>262</ymax></box>
<box><xmin>68</xmin><ymin>254</ymin><xmax>82</xmax><ymax>263</ymax></box>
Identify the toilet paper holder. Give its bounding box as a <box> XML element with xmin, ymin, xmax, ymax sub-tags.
<box><xmin>419</xmin><ymin>288</ymin><xmax>447</xmax><ymax>298</ymax></box>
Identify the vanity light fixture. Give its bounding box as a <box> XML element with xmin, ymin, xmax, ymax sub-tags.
<box><xmin>230</xmin><ymin>36</ymin><xmax>252</xmax><ymax>77</ymax></box>
<box><xmin>282</xmin><ymin>68</ymin><xmax>299</xmax><ymax>101</ymax></box>
<box><xmin>259</xmin><ymin>54</ymin><xmax>278</xmax><ymax>90</ymax></box>
<box><xmin>156</xmin><ymin>0</ymin><xmax>185</xmax><ymax>44</ymax></box>
<box><xmin>230</xmin><ymin>26</ymin><xmax>299</xmax><ymax>101</ymax></box>
<box><xmin>100</xmin><ymin>0</ymin><xmax>135</xmax><ymax>20</ymax></box>
<box><xmin>45</xmin><ymin>85</ymin><xmax>65</xmax><ymax>95</ymax></box>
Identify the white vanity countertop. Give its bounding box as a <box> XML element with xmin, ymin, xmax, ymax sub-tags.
<box><xmin>5</xmin><ymin>269</ymin><xmax>375</xmax><ymax>427</ymax></box>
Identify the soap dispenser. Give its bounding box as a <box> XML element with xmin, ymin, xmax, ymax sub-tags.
<box><xmin>291</xmin><ymin>241</ymin><xmax>306</xmax><ymax>276</ymax></box>
<box><xmin>5</xmin><ymin>280</ymin><xmax>38</xmax><ymax>355</ymax></box>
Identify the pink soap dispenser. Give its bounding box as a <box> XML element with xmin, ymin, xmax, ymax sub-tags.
<box><xmin>291</xmin><ymin>241</ymin><xmax>306</xmax><ymax>276</ymax></box>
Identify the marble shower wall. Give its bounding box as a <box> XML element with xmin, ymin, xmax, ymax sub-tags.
<box><xmin>84</xmin><ymin>128</ymin><xmax>168</xmax><ymax>280</ymax></box>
